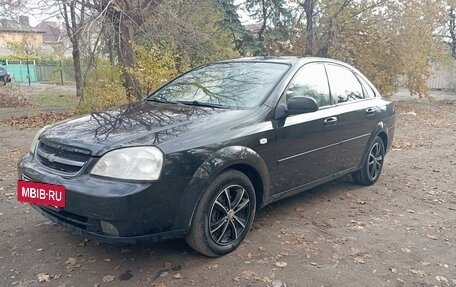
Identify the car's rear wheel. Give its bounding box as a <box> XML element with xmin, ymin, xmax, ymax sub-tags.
<box><xmin>186</xmin><ymin>170</ymin><xmax>256</xmax><ymax>257</ymax></box>
<box><xmin>352</xmin><ymin>136</ymin><xmax>385</xmax><ymax>186</ymax></box>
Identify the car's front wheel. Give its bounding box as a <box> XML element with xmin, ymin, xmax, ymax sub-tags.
<box><xmin>186</xmin><ymin>170</ymin><xmax>256</xmax><ymax>257</ymax></box>
<box><xmin>352</xmin><ymin>136</ymin><xmax>385</xmax><ymax>186</ymax></box>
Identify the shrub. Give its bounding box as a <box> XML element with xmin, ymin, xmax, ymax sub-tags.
<box><xmin>77</xmin><ymin>65</ymin><xmax>127</xmax><ymax>114</ymax></box>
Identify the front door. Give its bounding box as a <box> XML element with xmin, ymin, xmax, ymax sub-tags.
<box><xmin>271</xmin><ymin>63</ymin><xmax>341</xmax><ymax>195</ymax></box>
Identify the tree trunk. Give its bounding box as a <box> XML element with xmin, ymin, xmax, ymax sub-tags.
<box><xmin>450</xmin><ymin>6</ymin><xmax>456</xmax><ymax>58</ymax></box>
<box><xmin>257</xmin><ymin>0</ymin><xmax>267</xmax><ymax>43</ymax></box>
<box><xmin>72</xmin><ymin>41</ymin><xmax>83</xmax><ymax>98</ymax></box>
<box><xmin>61</xmin><ymin>0</ymin><xmax>84</xmax><ymax>98</ymax></box>
<box><xmin>303</xmin><ymin>0</ymin><xmax>315</xmax><ymax>56</ymax></box>
<box><xmin>109</xmin><ymin>6</ymin><xmax>142</xmax><ymax>101</ymax></box>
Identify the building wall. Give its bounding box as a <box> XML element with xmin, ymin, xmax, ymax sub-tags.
<box><xmin>0</xmin><ymin>32</ymin><xmax>44</xmax><ymax>53</ymax></box>
<box><xmin>427</xmin><ymin>63</ymin><xmax>456</xmax><ymax>90</ymax></box>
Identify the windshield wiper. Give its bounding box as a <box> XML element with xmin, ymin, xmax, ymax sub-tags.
<box><xmin>145</xmin><ymin>97</ymin><xmax>177</xmax><ymax>104</ymax></box>
<box><xmin>176</xmin><ymin>100</ymin><xmax>225</xmax><ymax>109</ymax></box>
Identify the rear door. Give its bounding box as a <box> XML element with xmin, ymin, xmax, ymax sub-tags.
<box><xmin>324</xmin><ymin>64</ymin><xmax>379</xmax><ymax>171</ymax></box>
<box><xmin>272</xmin><ymin>62</ymin><xmax>341</xmax><ymax>195</ymax></box>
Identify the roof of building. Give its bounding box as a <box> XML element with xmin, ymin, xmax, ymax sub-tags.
<box><xmin>34</xmin><ymin>21</ymin><xmax>61</xmax><ymax>42</ymax></box>
<box><xmin>0</xmin><ymin>16</ymin><xmax>44</xmax><ymax>34</ymax></box>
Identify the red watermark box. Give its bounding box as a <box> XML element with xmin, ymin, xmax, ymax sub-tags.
<box><xmin>17</xmin><ymin>180</ymin><xmax>66</xmax><ymax>208</ymax></box>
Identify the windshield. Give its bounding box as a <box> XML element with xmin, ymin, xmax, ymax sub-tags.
<box><xmin>147</xmin><ymin>62</ymin><xmax>290</xmax><ymax>108</ymax></box>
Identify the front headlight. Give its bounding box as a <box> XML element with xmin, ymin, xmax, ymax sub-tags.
<box><xmin>30</xmin><ymin>125</ymin><xmax>50</xmax><ymax>154</ymax></box>
<box><xmin>91</xmin><ymin>147</ymin><xmax>164</xmax><ymax>181</ymax></box>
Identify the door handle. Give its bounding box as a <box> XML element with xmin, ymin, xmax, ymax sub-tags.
<box><xmin>323</xmin><ymin>117</ymin><xmax>338</xmax><ymax>126</ymax></box>
<box><xmin>365</xmin><ymin>107</ymin><xmax>375</xmax><ymax>116</ymax></box>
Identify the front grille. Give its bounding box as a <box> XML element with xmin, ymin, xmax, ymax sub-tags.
<box><xmin>35</xmin><ymin>140</ymin><xmax>91</xmax><ymax>174</ymax></box>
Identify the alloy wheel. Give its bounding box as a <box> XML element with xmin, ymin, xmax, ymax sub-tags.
<box><xmin>209</xmin><ymin>184</ymin><xmax>250</xmax><ymax>246</ymax></box>
<box><xmin>367</xmin><ymin>142</ymin><xmax>383</xmax><ymax>181</ymax></box>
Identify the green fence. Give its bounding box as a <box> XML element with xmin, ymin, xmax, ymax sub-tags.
<box><xmin>3</xmin><ymin>60</ymin><xmax>37</xmax><ymax>83</ymax></box>
<box><xmin>1</xmin><ymin>60</ymin><xmax>75</xmax><ymax>84</ymax></box>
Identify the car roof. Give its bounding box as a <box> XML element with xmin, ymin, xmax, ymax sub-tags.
<box><xmin>218</xmin><ymin>56</ymin><xmax>353</xmax><ymax>67</ymax></box>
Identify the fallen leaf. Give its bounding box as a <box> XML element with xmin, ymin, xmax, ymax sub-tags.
<box><xmin>436</xmin><ymin>275</ymin><xmax>448</xmax><ymax>282</ymax></box>
<box><xmin>102</xmin><ymin>275</ymin><xmax>115</xmax><ymax>282</ymax></box>
<box><xmin>209</xmin><ymin>263</ymin><xmax>219</xmax><ymax>270</ymax></box>
<box><xmin>79</xmin><ymin>238</ymin><xmax>89</xmax><ymax>247</ymax></box>
<box><xmin>272</xmin><ymin>279</ymin><xmax>288</xmax><ymax>287</ymax></box>
<box><xmin>354</xmin><ymin>257</ymin><xmax>365</xmax><ymax>264</ymax></box>
<box><xmin>37</xmin><ymin>273</ymin><xmax>50</xmax><ymax>283</ymax></box>
<box><xmin>410</xmin><ymin>269</ymin><xmax>425</xmax><ymax>277</ymax></box>
<box><xmin>275</xmin><ymin>262</ymin><xmax>287</xmax><ymax>268</ymax></box>
<box><xmin>65</xmin><ymin>257</ymin><xmax>78</xmax><ymax>265</ymax></box>
<box><xmin>401</xmin><ymin>248</ymin><xmax>411</xmax><ymax>253</ymax></box>
<box><xmin>426</xmin><ymin>234</ymin><xmax>438</xmax><ymax>240</ymax></box>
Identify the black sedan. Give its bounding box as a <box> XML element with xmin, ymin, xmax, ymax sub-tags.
<box><xmin>18</xmin><ymin>57</ymin><xmax>395</xmax><ymax>257</ymax></box>
<box><xmin>0</xmin><ymin>66</ymin><xmax>11</xmax><ymax>84</ymax></box>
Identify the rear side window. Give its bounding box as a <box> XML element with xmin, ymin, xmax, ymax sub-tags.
<box><xmin>357</xmin><ymin>76</ymin><xmax>377</xmax><ymax>98</ymax></box>
<box><xmin>285</xmin><ymin>63</ymin><xmax>330</xmax><ymax>107</ymax></box>
<box><xmin>325</xmin><ymin>64</ymin><xmax>364</xmax><ymax>104</ymax></box>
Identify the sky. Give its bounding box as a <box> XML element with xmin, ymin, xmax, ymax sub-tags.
<box><xmin>23</xmin><ymin>0</ymin><xmax>60</xmax><ymax>26</ymax></box>
<box><xmin>23</xmin><ymin>0</ymin><xmax>254</xmax><ymax>27</ymax></box>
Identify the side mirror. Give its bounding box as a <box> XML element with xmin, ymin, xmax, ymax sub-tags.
<box><xmin>287</xmin><ymin>96</ymin><xmax>319</xmax><ymax>115</ymax></box>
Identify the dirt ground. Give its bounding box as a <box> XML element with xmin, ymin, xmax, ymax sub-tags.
<box><xmin>0</xmin><ymin>90</ymin><xmax>455</xmax><ymax>287</ymax></box>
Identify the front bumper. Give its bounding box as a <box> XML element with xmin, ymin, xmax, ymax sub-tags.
<box><xmin>18</xmin><ymin>153</ymin><xmax>191</xmax><ymax>243</ymax></box>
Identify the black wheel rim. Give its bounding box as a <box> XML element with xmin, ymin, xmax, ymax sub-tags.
<box><xmin>368</xmin><ymin>142</ymin><xmax>383</xmax><ymax>181</ymax></box>
<box><xmin>209</xmin><ymin>184</ymin><xmax>250</xmax><ymax>246</ymax></box>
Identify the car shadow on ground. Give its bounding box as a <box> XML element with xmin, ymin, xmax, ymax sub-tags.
<box><xmin>12</xmin><ymin>175</ymin><xmax>369</xmax><ymax>286</ymax></box>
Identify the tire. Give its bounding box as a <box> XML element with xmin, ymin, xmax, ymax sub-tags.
<box><xmin>186</xmin><ymin>170</ymin><xmax>256</xmax><ymax>257</ymax></box>
<box><xmin>352</xmin><ymin>136</ymin><xmax>385</xmax><ymax>186</ymax></box>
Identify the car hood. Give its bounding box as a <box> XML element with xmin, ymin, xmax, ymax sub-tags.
<box><xmin>40</xmin><ymin>101</ymin><xmax>255</xmax><ymax>156</ymax></box>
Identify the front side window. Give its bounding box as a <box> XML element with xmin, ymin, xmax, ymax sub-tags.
<box><xmin>147</xmin><ymin>62</ymin><xmax>290</xmax><ymax>109</ymax></box>
<box><xmin>285</xmin><ymin>63</ymin><xmax>330</xmax><ymax>107</ymax></box>
<box><xmin>325</xmin><ymin>64</ymin><xmax>364</xmax><ymax>104</ymax></box>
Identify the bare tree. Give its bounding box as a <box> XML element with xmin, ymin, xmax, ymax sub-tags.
<box><xmin>82</xmin><ymin>0</ymin><xmax>163</xmax><ymax>101</ymax></box>
<box><xmin>56</xmin><ymin>0</ymin><xmax>87</xmax><ymax>98</ymax></box>
<box><xmin>299</xmin><ymin>0</ymin><xmax>315</xmax><ymax>56</ymax></box>
<box><xmin>0</xmin><ymin>0</ymin><xmax>26</xmax><ymax>16</ymax></box>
